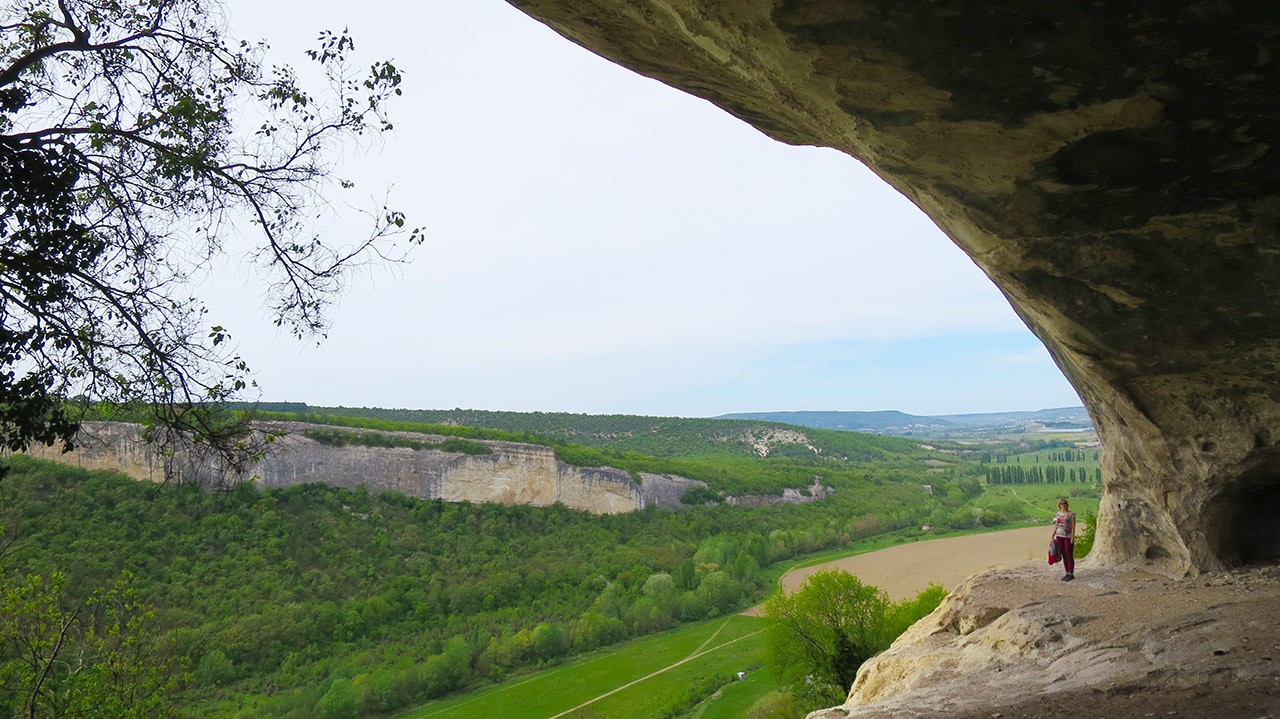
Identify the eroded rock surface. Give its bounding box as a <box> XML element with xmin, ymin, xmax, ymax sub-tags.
<box><xmin>506</xmin><ymin>0</ymin><xmax>1280</xmax><ymax>575</ymax></box>
<box><xmin>812</xmin><ymin>561</ymin><xmax>1280</xmax><ymax>719</ymax></box>
<box><xmin>25</xmin><ymin>422</ymin><xmax>704</xmax><ymax>514</ymax></box>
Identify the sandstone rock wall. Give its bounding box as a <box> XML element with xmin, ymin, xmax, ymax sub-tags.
<box><xmin>24</xmin><ymin>422</ymin><xmax>697</xmax><ymax>514</ymax></box>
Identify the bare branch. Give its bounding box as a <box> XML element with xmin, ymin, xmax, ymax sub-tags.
<box><xmin>0</xmin><ymin>0</ymin><xmax>418</xmax><ymax>463</ymax></box>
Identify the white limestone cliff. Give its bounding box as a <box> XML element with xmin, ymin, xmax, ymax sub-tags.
<box><xmin>24</xmin><ymin>422</ymin><xmax>702</xmax><ymax>514</ymax></box>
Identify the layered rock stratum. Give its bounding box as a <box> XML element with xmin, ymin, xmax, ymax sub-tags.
<box><xmin>25</xmin><ymin>422</ymin><xmax>701</xmax><ymax>514</ymax></box>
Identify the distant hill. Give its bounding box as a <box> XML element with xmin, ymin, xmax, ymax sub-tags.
<box><xmin>235</xmin><ymin>402</ymin><xmax>1092</xmax><ymax>443</ymax></box>
<box><xmin>936</xmin><ymin>406</ymin><xmax>1092</xmax><ymax>428</ymax></box>
<box><xmin>716</xmin><ymin>407</ymin><xmax>1093</xmax><ymax>437</ymax></box>
<box><xmin>715</xmin><ymin>410</ymin><xmax>954</xmax><ymax>433</ymax></box>
<box><xmin>242</xmin><ymin>404</ymin><xmax>926</xmax><ymax>462</ymax></box>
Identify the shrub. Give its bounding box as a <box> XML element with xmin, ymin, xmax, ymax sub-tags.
<box><xmin>680</xmin><ymin>485</ymin><xmax>721</xmax><ymax>505</ymax></box>
<box><xmin>745</xmin><ymin>690</ymin><xmax>806</xmax><ymax>719</ymax></box>
<box><xmin>763</xmin><ymin>571</ymin><xmax>947</xmax><ymax>711</ymax></box>
<box><xmin>1075</xmin><ymin>511</ymin><xmax>1098</xmax><ymax>558</ymax></box>
<box><xmin>301</xmin><ymin>429</ymin><xmax>491</xmax><ymax>455</ymax></box>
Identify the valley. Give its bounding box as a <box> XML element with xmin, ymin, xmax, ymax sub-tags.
<box><xmin>0</xmin><ymin>406</ymin><xmax>1103</xmax><ymax>718</ymax></box>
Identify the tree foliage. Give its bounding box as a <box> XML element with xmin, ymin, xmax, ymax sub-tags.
<box><xmin>296</xmin><ymin>406</ymin><xmax>923</xmax><ymax>462</ymax></box>
<box><xmin>762</xmin><ymin>570</ymin><xmax>887</xmax><ymax>707</ymax></box>
<box><xmin>1074</xmin><ymin>510</ymin><xmax>1097</xmax><ymax>558</ymax></box>
<box><xmin>0</xmin><ymin>568</ymin><xmax>178</xmax><ymax>718</ymax></box>
<box><xmin>300</xmin><ymin>427</ymin><xmax>493</xmax><ymax>455</ymax></box>
<box><xmin>255</xmin><ymin>408</ymin><xmax>938</xmax><ymax>497</ymax></box>
<box><xmin>762</xmin><ymin>570</ymin><xmax>945</xmax><ymax>709</ymax></box>
<box><xmin>0</xmin><ymin>0</ymin><xmax>418</xmax><ymax>463</ymax></box>
<box><xmin>0</xmin><ymin>454</ymin><xmax>966</xmax><ymax>717</ymax></box>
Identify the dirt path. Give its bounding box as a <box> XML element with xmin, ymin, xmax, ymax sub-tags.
<box><xmin>763</xmin><ymin>526</ymin><xmax>1048</xmax><ymax>608</ymax></box>
<box><xmin>543</xmin><ymin>629</ymin><xmax>764</xmax><ymax>719</ymax></box>
<box><xmin>1007</xmin><ymin>486</ymin><xmax>1048</xmax><ymax>513</ymax></box>
<box><xmin>547</xmin><ymin>528</ymin><xmax>1053</xmax><ymax>718</ymax></box>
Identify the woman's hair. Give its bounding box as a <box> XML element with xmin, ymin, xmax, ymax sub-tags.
<box><xmin>1058</xmin><ymin>498</ymin><xmax>1070</xmax><ymax>509</ymax></box>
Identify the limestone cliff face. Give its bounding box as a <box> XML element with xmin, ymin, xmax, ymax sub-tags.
<box><xmin>504</xmin><ymin>0</ymin><xmax>1280</xmax><ymax>576</ymax></box>
<box><xmin>25</xmin><ymin>422</ymin><xmax>701</xmax><ymax>514</ymax></box>
<box><xmin>25</xmin><ymin>422</ymin><xmax>176</xmax><ymax>482</ymax></box>
<box><xmin>255</xmin><ymin>434</ymin><xmax>644</xmax><ymax>513</ymax></box>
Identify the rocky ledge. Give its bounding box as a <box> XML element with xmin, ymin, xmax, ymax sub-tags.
<box><xmin>812</xmin><ymin>561</ymin><xmax>1280</xmax><ymax>719</ymax></box>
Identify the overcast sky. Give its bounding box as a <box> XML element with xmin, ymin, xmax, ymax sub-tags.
<box><xmin>205</xmin><ymin>0</ymin><xmax>1082</xmax><ymax>418</ymax></box>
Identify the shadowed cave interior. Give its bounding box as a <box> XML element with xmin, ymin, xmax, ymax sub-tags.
<box><xmin>1206</xmin><ymin>460</ymin><xmax>1280</xmax><ymax>566</ymax></box>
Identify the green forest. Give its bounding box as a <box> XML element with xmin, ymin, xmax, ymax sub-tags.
<box><xmin>0</xmin><ymin>458</ymin><xmax>894</xmax><ymax>717</ymax></box>
<box><xmin>256</xmin><ymin>408</ymin><xmax>935</xmax><ymax>498</ymax></box>
<box><xmin>265</xmin><ymin>406</ymin><xmax>924</xmax><ymax>462</ymax></box>
<box><xmin>0</xmin><ymin>0</ymin><xmax>1116</xmax><ymax>716</ymax></box>
<box><xmin>0</xmin><ymin>409</ymin><xmax>1100</xmax><ymax>719</ymax></box>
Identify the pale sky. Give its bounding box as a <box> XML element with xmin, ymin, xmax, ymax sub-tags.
<box><xmin>204</xmin><ymin>0</ymin><xmax>1082</xmax><ymax>418</ymax></box>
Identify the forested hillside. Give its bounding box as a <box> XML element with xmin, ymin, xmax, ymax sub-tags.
<box><xmin>247</xmin><ymin>407</ymin><xmax>929</xmax><ymax>497</ymax></box>
<box><xmin>0</xmin><ymin>448</ymin><xmax>1002</xmax><ymax>719</ymax></box>
<box><xmin>0</xmin><ymin>404</ymin><xmax>1102</xmax><ymax>719</ymax></box>
<box><xmin>270</xmin><ymin>406</ymin><xmax>922</xmax><ymax>461</ymax></box>
<box><xmin>716</xmin><ymin>409</ymin><xmax>950</xmax><ymax>433</ymax></box>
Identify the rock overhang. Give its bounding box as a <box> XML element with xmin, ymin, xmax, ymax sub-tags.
<box><xmin>506</xmin><ymin>0</ymin><xmax>1280</xmax><ymax>573</ymax></box>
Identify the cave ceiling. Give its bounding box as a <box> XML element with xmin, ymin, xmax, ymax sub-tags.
<box><xmin>506</xmin><ymin>1</ymin><xmax>1280</xmax><ymax>573</ymax></box>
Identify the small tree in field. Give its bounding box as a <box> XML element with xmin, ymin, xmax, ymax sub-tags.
<box><xmin>0</xmin><ymin>0</ymin><xmax>419</xmax><ymax>469</ymax></box>
<box><xmin>763</xmin><ymin>570</ymin><xmax>888</xmax><ymax>707</ymax></box>
<box><xmin>762</xmin><ymin>569</ymin><xmax>946</xmax><ymax>710</ymax></box>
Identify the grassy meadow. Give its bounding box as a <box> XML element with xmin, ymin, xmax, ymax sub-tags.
<box><xmin>973</xmin><ymin>482</ymin><xmax>1100</xmax><ymax>521</ymax></box>
<box><xmin>690</xmin><ymin>664</ymin><xmax>787</xmax><ymax>719</ymax></box>
<box><xmin>1</xmin><ymin>410</ymin><xmax>1107</xmax><ymax>719</ymax></box>
<box><xmin>398</xmin><ymin>615</ymin><xmax>768</xmax><ymax>719</ymax></box>
<box><xmin>395</xmin><ymin>525</ymin><xmax>999</xmax><ymax>719</ymax></box>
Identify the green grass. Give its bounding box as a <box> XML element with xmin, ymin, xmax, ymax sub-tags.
<box><xmin>1004</xmin><ymin>446</ymin><xmax>1100</xmax><ymax>473</ymax></box>
<box><xmin>397</xmin><ymin>522</ymin><xmax>1052</xmax><ymax>719</ymax></box>
<box><xmin>397</xmin><ymin>615</ymin><xmax>767</xmax><ymax>719</ymax></box>
<box><xmin>688</xmin><ymin>662</ymin><xmax>787</xmax><ymax>719</ymax></box>
<box><xmin>973</xmin><ymin>482</ymin><xmax>1100</xmax><ymax>519</ymax></box>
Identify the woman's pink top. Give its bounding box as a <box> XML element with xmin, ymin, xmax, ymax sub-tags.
<box><xmin>1054</xmin><ymin>510</ymin><xmax>1075</xmax><ymax>538</ymax></box>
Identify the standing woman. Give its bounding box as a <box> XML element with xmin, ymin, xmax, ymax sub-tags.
<box><xmin>1052</xmin><ymin>499</ymin><xmax>1076</xmax><ymax>581</ymax></box>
